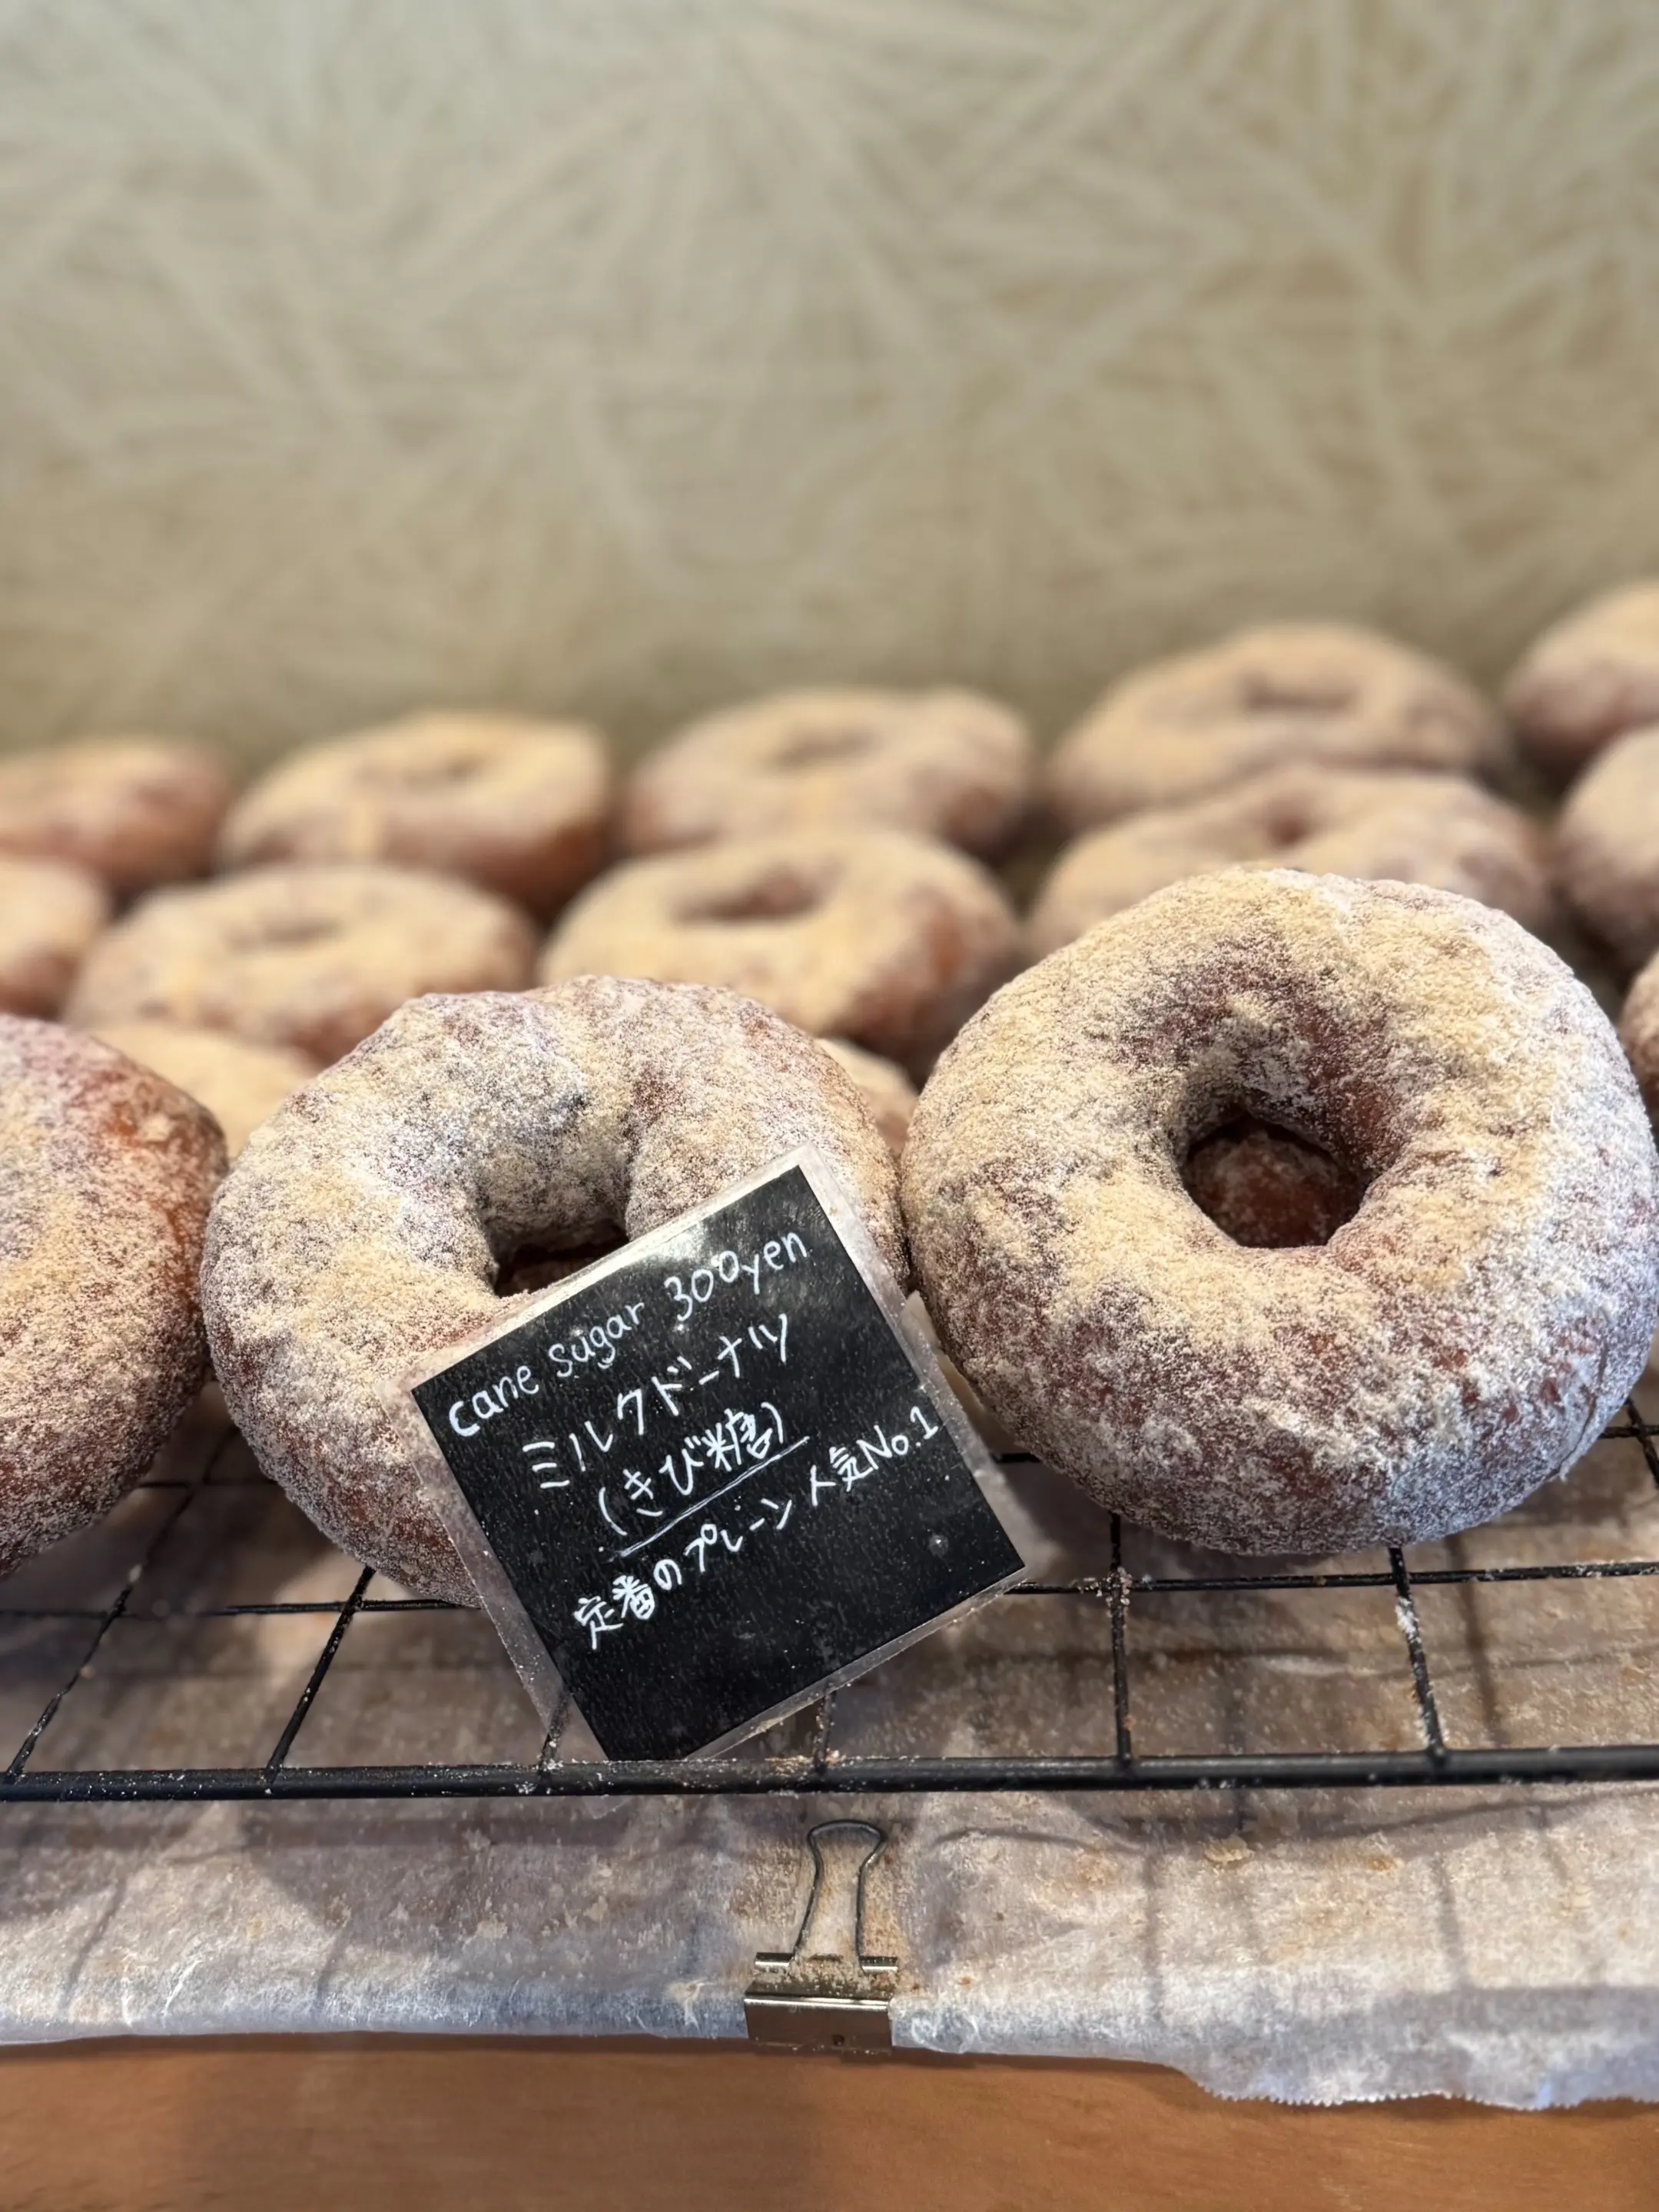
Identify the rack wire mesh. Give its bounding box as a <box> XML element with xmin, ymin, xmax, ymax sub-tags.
<box><xmin>2</xmin><ymin>1388</ymin><xmax>1657</xmax><ymax>1803</ymax></box>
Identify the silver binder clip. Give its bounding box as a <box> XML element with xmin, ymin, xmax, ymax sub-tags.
<box><xmin>744</xmin><ymin>1819</ymin><xmax>898</xmax><ymax>2051</ymax></box>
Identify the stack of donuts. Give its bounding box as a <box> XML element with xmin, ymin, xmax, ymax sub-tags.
<box><xmin>4</xmin><ymin>582</ymin><xmax>1659</xmax><ymax>1600</ymax></box>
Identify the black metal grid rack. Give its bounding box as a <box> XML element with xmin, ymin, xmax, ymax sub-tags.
<box><xmin>2</xmin><ymin>1398</ymin><xmax>1658</xmax><ymax>1805</ymax></box>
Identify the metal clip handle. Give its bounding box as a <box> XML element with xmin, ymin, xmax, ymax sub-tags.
<box><xmin>745</xmin><ymin>1820</ymin><xmax>898</xmax><ymax>2051</ymax></box>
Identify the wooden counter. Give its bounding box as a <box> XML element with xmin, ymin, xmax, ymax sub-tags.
<box><xmin>0</xmin><ymin>2038</ymin><xmax>1653</xmax><ymax>2211</ymax></box>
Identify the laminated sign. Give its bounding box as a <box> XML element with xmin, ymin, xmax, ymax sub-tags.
<box><xmin>408</xmin><ymin>1153</ymin><xmax>1026</xmax><ymax>1760</ymax></box>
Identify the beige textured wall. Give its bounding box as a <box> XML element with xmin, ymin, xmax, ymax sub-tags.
<box><xmin>1</xmin><ymin>0</ymin><xmax>1657</xmax><ymax>770</ymax></box>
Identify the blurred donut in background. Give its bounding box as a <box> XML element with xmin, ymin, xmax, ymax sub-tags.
<box><xmin>0</xmin><ymin>856</ymin><xmax>110</xmax><ymax>1016</ymax></box>
<box><xmin>219</xmin><ymin>710</ymin><xmax>613</xmax><ymax>919</ymax></box>
<box><xmin>1554</xmin><ymin>725</ymin><xmax>1659</xmax><ymax>970</ymax></box>
<box><xmin>816</xmin><ymin>1036</ymin><xmax>918</xmax><ymax>1157</ymax></box>
<box><xmin>0</xmin><ymin>738</ymin><xmax>232</xmax><ymax>894</ymax></box>
<box><xmin>1026</xmin><ymin>764</ymin><xmax>1554</xmax><ymax>957</ymax></box>
<box><xmin>1504</xmin><ymin>582</ymin><xmax>1659</xmax><ymax>782</ymax></box>
<box><xmin>1044</xmin><ymin>622</ymin><xmax>1507</xmax><ymax>834</ymax></box>
<box><xmin>86</xmin><ymin>1021</ymin><xmax>320</xmax><ymax>1160</ymax></box>
<box><xmin>67</xmin><ymin>861</ymin><xmax>537</xmax><ymax>1063</ymax></box>
<box><xmin>622</xmin><ymin>687</ymin><xmax>1031</xmax><ymax>858</ymax></box>
<box><xmin>541</xmin><ymin>827</ymin><xmax>1019</xmax><ymax>1077</ymax></box>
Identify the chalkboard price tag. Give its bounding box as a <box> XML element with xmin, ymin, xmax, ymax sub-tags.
<box><xmin>407</xmin><ymin>1151</ymin><xmax>1026</xmax><ymax>1762</ymax></box>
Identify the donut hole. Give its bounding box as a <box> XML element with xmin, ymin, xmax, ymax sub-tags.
<box><xmin>679</xmin><ymin>868</ymin><xmax>829</xmax><ymax>927</ymax></box>
<box><xmin>1256</xmin><ymin>795</ymin><xmax>1319</xmax><ymax>849</ymax></box>
<box><xmin>241</xmin><ymin>913</ymin><xmax>343</xmax><ymax>951</ymax></box>
<box><xmin>1182</xmin><ymin>1114</ymin><xmax>1366</xmax><ymax>1249</ymax></box>
<box><xmin>495</xmin><ymin>1228</ymin><xmax>626</xmax><ymax>1297</ymax></box>
<box><xmin>1237</xmin><ymin>675</ymin><xmax>1355</xmax><ymax>718</ymax></box>
<box><xmin>770</xmin><ymin>727</ymin><xmax>879</xmax><ymax>771</ymax></box>
<box><xmin>388</xmin><ymin>756</ymin><xmax>487</xmax><ymax>790</ymax></box>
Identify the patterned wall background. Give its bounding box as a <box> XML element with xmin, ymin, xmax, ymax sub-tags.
<box><xmin>1</xmin><ymin>0</ymin><xmax>1657</xmax><ymax>768</ymax></box>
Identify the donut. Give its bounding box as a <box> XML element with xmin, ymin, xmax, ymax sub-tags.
<box><xmin>816</xmin><ymin>1038</ymin><xmax>917</xmax><ymax>1157</ymax></box>
<box><xmin>66</xmin><ymin>862</ymin><xmax>537</xmax><ymax>1063</ymax></box>
<box><xmin>0</xmin><ymin>857</ymin><xmax>110</xmax><ymax>1016</ymax></box>
<box><xmin>202</xmin><ymin>978</ymin><xmax>907</xmax><ymax>1603</ymax></box>
<box><xmin>0</xmin><ymin>738</ymin><xmax>232</xmax><ymax>894</ymax></box>
<box><xmin>1503</xmin><ymin>582</ymin><xmax>1659</xmax><ymax>781</ymax></box>
<box><xmin>1618</xmin><ymin>957</ymin><xmax>1659</xmax><ymax>1126</ymax></box>
<box><xmin>622</xmin><ymin>688</ymin><xmax>1031</xmax><ymax>857</ymax></box>
<box><xmin>1044</xmin><ymin>623</ymin><xmax>1506</xmax><ymax>834</ymax></box>
<box><xmin>87</xmin><ymin>1023</ymin><xmax>319</xmax><ymax>1159</ymax></box>
<box><xmin>539</xmin><ymin>829</ymin><xmax>1019</xmax><ymax>1076</ymax></box>
<box><xmin>1026</xmin><ymin>765</ymin><xmax>1554</xmax><ymax>957</ymax></box>
<box><xmin>0</xmin><ymin>1019</ymin><xmax>224</xmax><ymax>1577</ymax></box>
<box><xmin>901</xmin><ymin>870</ymin><xmax>1659</xmax><ymax>1555</ymax></box>
<box><xmin>219</xmin><ymin>711</ymin><xmax>613</xmax><ymax>918</ymax></box>
<box><xmin>1554</xmin><ymin>725</ymin><xmax>1659</xmax><ymax>969</ymax></box>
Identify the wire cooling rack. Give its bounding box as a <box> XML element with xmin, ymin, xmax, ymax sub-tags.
<box><xmin>1</xmin><ymin>1395</ymin><xmax>1657</xmax><ymax>1804</ymax></box>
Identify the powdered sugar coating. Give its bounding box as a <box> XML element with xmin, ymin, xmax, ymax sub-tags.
<box><xmin>0</xmin><ymin>1018</ymin><xmax>224</xmax><ymax>1578</ymax></box>
<box><xmin>1554</xmin><ymin>725</ymin><xmax>1659</xmax><ymax>970</ymax></box>
<box><xmin>539</xmin><ymin>828</ymin><xmax>1019</xmax><ymax>1076</ymax></box>
<box><xmin>67</xmin><ymin>862</ymin><xmax>537</xmax><ymax>1063</ymax></box>
<box><xmin>219</xmin><ymin>711</ymin><xmax>613</xmax><ymax>918</ymax></box>
<box><xmin>1044</xmin><ymin>624</ymin><xmax>1507</xmax><ymax>834</ymax></box>
<box><xmin>0</xmin><ymin>857</ymin><xmax>110</xmax><ymax>1016</ymax></box>
<box><xmin>623</xmin><ymin>688</ymin><xmax>1031</xmax><ymax>857</ymax></box>
<box><xmin>904</xmin><ymin>870</ymin><xmax>1659</xmax><ymax>1554</ymax></box>
<box><xmin>0</xmin><ymin>738</ymin><xmax>232</xmax><ymax>894</ymax></box>
<box><xmin>1504</xmin><ymin>581</ymin><xmax>1659</xmax><ymax>781</ymax></box>
<box><xmin>202</xmin><ymin>977</ymin><xmax>906</xmax><ymax>1602</ymax></box>
<box><xmin>816</xmin><ymin>1038</ymin><xmax>917</xmax><ymax>1157</ymax></box>
<box><xmin>88</xmin><ymin>1022</ymin><xmax>318</xmax><ymax>1159</ymax></box>
<box><xmin>1027</xmin><ymin>764</ymin><xmax>1555</xmax><ymax>957</ymax></box>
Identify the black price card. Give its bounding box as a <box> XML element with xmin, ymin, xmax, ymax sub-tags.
<box><xmin>407</xmin><ymin>1151</ymin><xmax>1025</xmax><ymax>1761</ymax></box>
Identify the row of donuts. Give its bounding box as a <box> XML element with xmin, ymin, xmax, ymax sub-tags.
<box><xmin>0</xmin><ymin>689</ymin><xmax>1034</xmax><ymax>1162</ymax></box>
<box><xmin>4</xmin><ymin>570</ymin><xmax>1647</xmax><ymax>897</ymax></box>
<box><xmin>0</xmin><ymin>584</ymin><xmax>1651</xmax><ymax>900</ymax></box>
<box><xmin>1034</xmin><ymin>589</ymin><xmax>1659</xmax><ymax>959</ymax></box>
<box><xmin>2</xmin><ymin>581</ymin><xmax>1659</xmax><ymax>1146</ymax></box>
<box><xmin>45</xmin><ymin>850</ymin><xmax>957</xmax><ymax>1159</ymax></box>
<box><xmin>0</xmin><ymin>702</ymin><xmax>1007</xmax><ymax>1161</ymax></box>
<box><xmin>5</xmin><ymin>860</ymin><xmax>1655</xmax><ymax>1601</ymax></box>
<box><xmin>49</xmin><ymin>786</ymin><xmax>1565</xmax><ymax>1162</ymax></box>
<box><xmin>0</xmin><ymin>575</ymin><xmax>1652</xmax><ymax>928</ymax></box>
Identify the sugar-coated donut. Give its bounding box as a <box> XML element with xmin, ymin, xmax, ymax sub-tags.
<box><xmin>0</xmin><ymin>739</ymin><xmax>232</xmax><ymax>894</ymax></box>
<box><xmin>202</xmin><ymin>978</ymin><xmax>907</xmax><ymax>1602</ymax></box>
<box><xmin>1554</xmin><ymin>726</ymin><xmax>1659</xmax><ymax>970</ymax></box>
<box><xmin>817</xmin><ymin>1038</ymin><xmax>917</xmax><ymax>1157</ymax></box>
<box><xmin>1618</xmin><ymin>958</ymin><xmax>1659</xmax><ymax>1128</ymax></box>
<box><xmin>0</xmin><ymin>857</ymin><xmax>110</xmax><ymax>1016</ymax></box>
<box><xmin>1044</xmin><ymin>624</ymin><xmax>1506</xmax><ymax>834</ymax></box>
<box><xmin>1504</xmin><ymin>582</ymin><xmax>1659</xmax><ymax>782</ymax></box>
<box><xmin>539</xmin><ymin>829</ymin><xmax>1018</xmax><ymax>1076</ymax></box>
<box><xmin>903</xmin><ymin>870</ymin><xmax>1659</xmax><ymax>1555</ymax></box>
<box><xmin>1027</xmin><ymin>765</ymin><xmax>1554</xmax><ymax>957</ymax></box>
<box><xmin>219</xmin><ymin>711</ymin><xmax>613</xmax><ymax>918</ymax></box>
<box><xmin>0</xmin><ymin>1019</ymin><xmax>224</xmax><ymax>1577</ymax></box>
<box><xmin>623</xmin><ymin>688</ymin><xmax>1031</xmax><ymax>857</ymax></box>
<box><xmin>67</xmin><ymin>862</ymin><xmax>536</xmax><ymax>1063</ymax></box>
<box><xmin>88</xmin><ymin>1023</ymin><xmax>319</xmax><ymax>1159</ymax></box>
